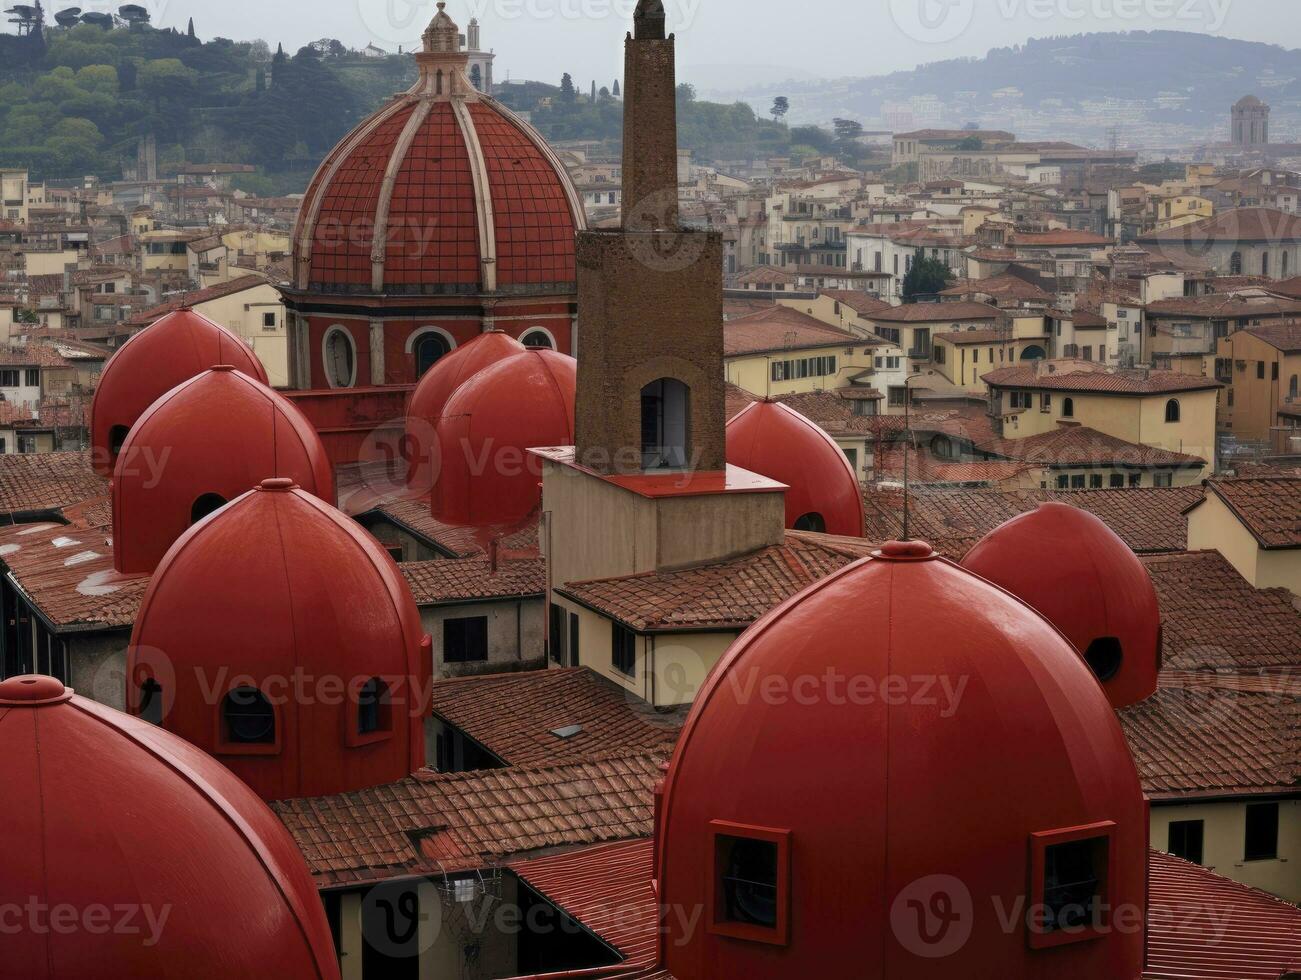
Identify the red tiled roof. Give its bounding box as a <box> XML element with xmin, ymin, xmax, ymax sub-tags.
<box><xmin>733</xmin><ymin>266</ymin><xmax>798</xmax><ymax>285</ymax></box>
<box><xmin>126</xmin><ymin>274</ymin><xmax>270</xmax><ymax>325</ymax></box>
<box><xmin>934</xmin><ymin>328</ymin><xmax>1014</xmax><ymax>344</ymax></box>
<box><xmin>1269</xmin><ymin>275</ymin><xmax>1301</xmax><ymax>300</ymax></box>
<box><xmin>818</xmin><ymin>289</ymin><xmax>892</xmax><ymax>317</ymax></box>
<box><xmin>875</xmin><ymin>446</ymin><xmax>1033</xmax><ymax>486</ymax></box>
<box><xmin>400</xmin><ymin>557</ymin><xmax>545</xmax><ymax>605</ymax></box>
<box><xmin>0</xmin><ymin>451</ymin><xmax>108</xmax><ymax>517</ymax></box>
<box><xmin>768</xmin><ymin>389</ymin><xmax>884</xmax><ymax>435</ymax></box>
<box><xmin>1142</xmin><ymin>551</ymin><xmax>1301</xmax><ymax>672</ymax></box>
<box><xmin>867</xmin><ymin>301</ymin><xmax>1000</xmax><ymax>323</ymax></box>
<box><xmin>939</xmin><ymin>274</ymin><xmax>1051</xmax><ymax>303</ymax></box>
<box><xmin>861</xmin><ymin>485</ymin><xmax>1201</xmax><ymax>556</ymax></box>
<box><xmin>1006</xmin><ymin>229</ymin><xmax>1114</xmax><ymax>247</ymax></box>
<box><xmin>272</xmin><ymin>752</ymin><xmax>665</xmax><ymax>887</ymax></box>
<box><xmin>723</xmin><ymin>306</ymin><xmax>860</xmax><ymax>356</ymax></box>
<box><xmin>724</xmin><ymin>382</ymin><xmax>758</xmax><ymax>420</ymax></box>
<box><xmin>984</xmin><ymin>426</ymin><xmax>1205</xmax><ymax>469</ymax></box>
<box><xmin>1119</xmin><ymin>678</ymin><xmax>1296</xmax><ymax>800</ymax></box>
<box><xmin>0</xmin><ymin>517</ymin><xmax>148</xmax><ymax>631</ymax></box>
<box><xmin>509</xmin><ymin>839</ymin><xmax>660</xmax><ymax>976</ymax></box>
<box><xmin>1193</xmin><ymin>477</ymin><xmax>1301</xmax><ymax>549</ymax></box>
<box><xmin>375</xmin><ymin>496</ymin><xmax>540</xmax><ymax>559</ymax></box>
<box><xmin>1145</xmin><ymin>294</ymin><xmax>1301</xmax><ymax>319</ymax></box>
<box><xmin>1245</xmin><ymin>322</ymin><xmax>1301</xmax><ymax>353</ymax></box>
<box><xmin>429</xmin><ymin>668</ymin><xmax>681</xmax><ymax>767</ymax></box>
<box><xmin>1140</xmin><ymin>207</ymin><xmax>1301</xmax><ymax>244</ymax></box>
<box><xmin>559</xmin><ymin>531</ymin><xmax>877</xmax><ymax>633</ymax></box>
<box><xmin>1143</xmin><ymin>851</ymin><xmax>1301</xmax><ymax>980</ymax></box>
<box><xmin>983</xmin><ymin>365</ymin><xmax>1221</xmax><ymax>395</ymax></box>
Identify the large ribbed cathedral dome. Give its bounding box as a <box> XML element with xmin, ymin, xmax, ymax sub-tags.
<box><xmin>290</xmin><ymin>2</ymin><xmax>585</xmax><ymax>296</ymax></box>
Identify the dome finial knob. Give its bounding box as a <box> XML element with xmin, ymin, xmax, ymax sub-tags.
<box><xmin>423</xmin><ymin>0</ymin><xmax>461</xmax><ymax>53</ymax></box>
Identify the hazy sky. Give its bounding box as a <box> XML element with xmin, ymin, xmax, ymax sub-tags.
<box><xmin>46</xmin><ymin>0</ymin><xmax>1301</xmax><ymax>86</ymax></box>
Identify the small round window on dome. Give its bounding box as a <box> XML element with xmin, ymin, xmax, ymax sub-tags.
<box><xmin>108</xmin><ymin>424</ymin><xmax>130</xmax><ymax>456</ymax></box>
<box><xmin>191</xmin><ymin>493</ymin><xmax>227</xmax><ymax>524</ymax></box>
<box><xmin>1083</xmin><ymin>637</ymin><xmax>1123</xmax><ymax>683</ymax></box>
<box><xmin>521</xmin><ymin>330</ymin><xmax>554</xmax><ymax>350</ymax></box>
<box><xmin>793</xmin><ymin>513</ymin><xmax>826</xmax><ymax>533</ymax></box>
<box><xmin>223</xmin><ymin>687</ymin><xmax>276</xmax><ymax>745</ymax></box>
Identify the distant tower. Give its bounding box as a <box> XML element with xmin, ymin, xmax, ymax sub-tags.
<box><xmin>573</xmin><ymin>0</ymin><xmax>725</xmax><ymax>475</ymax></box>
<box><xmin>1232</xmin><ymin>95</ymin><xmax>1270</xmax><ymax>147</ymax></box>
<box><xmin>464</xmin><ymin>15</ymin><xmax>493</xmax><ymax>93</ymax></box>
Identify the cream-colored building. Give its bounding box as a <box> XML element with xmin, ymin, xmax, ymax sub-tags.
<box><xmin>723</xmin><ymin>306</ymin><xmax>888</xmax><ymax>400</ymax></box>
<box><xmin>1185</xmin><ymin>478</ymin><xmax>1301</xmax><ymax>595</ymax></box>
<box><xmin>1214</xmin><ymin>324</ymin><xmax>1301</xmax><ymax>443</ymax></box>
<box><xmin>1</xmin><ymin>169</ymin><xmax>29</xmax><ymax>224</ymax></box>
<box><xmin>983</xmin><ymin>363</ymin><xmax>1221</xmax><ymax>478</ymax></box>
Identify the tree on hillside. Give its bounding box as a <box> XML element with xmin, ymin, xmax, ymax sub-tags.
<box><xmin>902</xmin><ymin>255</ymin><xmax>953</xmax><ymax>303</ymax></box>
<box><xmin>771</xmin><ymin>96</ymin><xmax>789</xmax><ymax>122</ymax></box>
<box><xmin>612</xmin><ymin>79</ymin><xmax>620</xmax><ymax>97</ymax></box>
<box><xmin>560</xmin><ymin>72</ymin><xmax>575</xmax><ymax>102</ymax></box>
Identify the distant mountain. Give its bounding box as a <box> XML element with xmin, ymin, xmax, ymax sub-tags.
<box><xmin>696</xmin><ymin>31</ymin><xmax>1301</xmax><ymax>150</ymax></box>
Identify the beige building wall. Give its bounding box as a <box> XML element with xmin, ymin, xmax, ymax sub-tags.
<box><xmin>1150</xmin><ymin>799</ymin><xmax>1299</xmax><ymax>903</ymax></box>
<box><xmin>725</xmin><ymin>342</ymin><xmax>876</xmax><ymax>398</ymax></box>
<box><xmin>188</xmin><ymin>281</ymin><xmax>289</xmax><ymax>387</ymax></box>
<box><xmin>418</xmin><ymin>598</ymin><xmax>545</xmax><ymax>678</ymax></box>
<box><xmin>24</xmin><ymin>250</ymin><xmax>79</xmax><ymax>277</ymax></box>
<box><xmin>1187</xmin><ymin>490</ymin><xmax>1301</xmax><ymax>595</ymax></box>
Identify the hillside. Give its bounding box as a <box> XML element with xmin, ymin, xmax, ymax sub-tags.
<box><xmin>699</xmin><ymin>31</ymin><xmax>1301</xmax><ymax>148</ymax></box>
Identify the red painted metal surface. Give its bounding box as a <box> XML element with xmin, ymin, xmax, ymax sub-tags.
<box><xmin>962</xmin><ymin>503</ymin><xmax>1161</xmax><ymax>709</ymax></box>
<box><xmin>406</xmin><ymin>331</ymin><xmax>526</xmax><ymax>491</ymax></box>
<box><xmin>113</xmin><ymin>367</ymin><xmax>335</xmax><ymax>574</ymax></box>
<box><xmin>726</xmin><ymin>400</ymin><xmax>866</xmax><ymax>536</ymax></box>
<box><xmin>89</xmin><ymin>308</ymin><xmax>268</xmax><ymax>477</ymax></box>
<box><xmin>659</xmin><ymin>542</ymin><xmax>1147</xmax><ymax>978</ymax></box>
<box><xmin>282</xmin><ymin>384</ymin><xmax>414</xmax><ymax>470</ymax></box>
<box><xmin>434</xmin><ymin>349</ymin><xmax>576</xmax><ymax>526</ymax></box>
<box><xmin>127</xmin><ymin>479</ymin><xmax>430</xmax><ymax>802</ymax></box>
<box><xmin>0</xmin><ymin>674</ymin><xmax>339</xmax><ymax>980</ymax></box>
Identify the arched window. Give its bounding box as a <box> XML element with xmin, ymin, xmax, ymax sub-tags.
<box><xmin>356</xmin><ymin>677</ymin><xmax>390</xmax><ymax>736</ymax></box>
<box><xmin>190</xmin><ymin>493</ymin><xmax>227</xmax><ymax>524</ymax></box>
<box><xmin>323</xmin><ymin>326</ymin><xmax>356</xmax><ymax>389</ymax></box>
<box><xmin>469</xmin><ymin>64</ymin><xmax>482</xmax><ymax>90</ymax></box>
<box><xmin>108</xmin><ymin>424</ymin><xmax>130</xmax><ymax>456</ymax></box>
<box><xmin>137</xmin><ymin>678</ymin><xmax>163</xmax><ymax>725</ymax></box>
<box><xmin>1165</xmin><ymin>399</ymin><xmax>1181</xmax><ymax>423</ymax></box>
<box><xmin>641</xmin><ymin>378</ymin><xmax>690</xmax><ymax>470</ymax></box>
<box><xmin>222</xmin><ymin>687</ymin><xmax>276</xmax><ymax>745</ymax></box>
<box><xmin>521</xmin><ymin>329</ymin><xmax>555</xmax><ymax>350</ymax></box>
<box><xmin>1290</xmin><ymin>375</ymin><xmax>1299</xmax><ymax>401</ymax></box>
<box><xmin>1230</xmin><ymin>251</ymin><xmax>1243</xmax><ymax>275</ymax></box>
<box><xmin>1062</xmin><ymin>397</ymin><xmax>1074</xmax><ymax>419</ymax></box>
<box><xmin>1021</xmin><ymin>345</ymin><xmax>1046</xmax><ymax>361</ymax></box>
<box><xmin>1083</xmin><ymin>637</ymin><xmax>1123</xmax><ymax>683</ymax></box>
<box><xmin>1283</xmin><ymin>252</ymin><xmax>1290</xmax><ymax>278</ymax></box>
<box><xmin>413</xmin><ymin>331</ymin><xmax>450</xmax><ymax>377</ymax></box>
<box><xmin>793</xmin><ymin>513</ymin><xmax>826</xmax><ymax>532</ymax></box>
<box><xmin>1262</xmin><ymin>252</ymin><xmax>1271</xmax><ymax>278</ymax></box>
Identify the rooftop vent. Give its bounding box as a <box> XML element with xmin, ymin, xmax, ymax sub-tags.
<box><xmin>550</xmin><ymin>724</ymin><xmax>583</xmax><ymax>740</ymax></box>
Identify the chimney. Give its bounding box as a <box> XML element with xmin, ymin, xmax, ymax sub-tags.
<box><xmin>621</xmin><ymin>0</ymin><xmax>679</xmax><ymax>231</ymax></box>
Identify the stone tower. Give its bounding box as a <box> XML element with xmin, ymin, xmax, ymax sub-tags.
<box><xmin>573</xmin><ymin>0</ymin><xmax>725</xmax><ymax>476</ymax></box>
<box><xmin>1232</xmin><ymin>95</ymin><xmax>1270</xmax><ymax>147</ymax></box>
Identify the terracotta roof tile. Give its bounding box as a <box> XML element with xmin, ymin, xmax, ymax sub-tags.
<box><xmin>1145</xmin><ymin>294</ymin><xmax>1301</xmax><ymax>319</ymax></box>
<box><xmin>1244</xmin><ymin>322</ymin><xmax>1301</xmax><ymax>352</ymax></box>
<box><xmin>0</xmin><ymin>451</ymin><xmax>107</xmax><ymax>517</ymax></box>
<box><xmin>1140</xmin><ymin>206</ymin><xmax>1301</xmax><ymax>244</ymax></box>
<box><xmin>559</xmin><ymin>532</ymin><xmax>877</xmax><ymax>633</ymax></box>
<box><xmin>375</xmin><ymin>496</ymin><xmax>539</xmax><ymax>559</ymax></box>
<box><xmin>1197</xmin><ymin>477</ymin><xmax>1301</xmax><ymax>549</ymax></box>
<box><xmin>818</xmin><ymin>290</ymin><xmax>893</xmax><ymax>317</ymax></box>
<box><xmin>126</xmin><ymin>274</ymin><xmax>270</xmax><ymax>325</ymax></box>
<box><xmin>272</xmin><ymin>753</ymin><xmax>666</xmax><ymax>887</ymax></box>
<box><xmin>983</xmin><ymin>365</ymin><xmax>1222</xmax><ymax>394</ymax></box>
<box><xmin>401</xmin><ymin>557</ymin><xmax>546</xmax><ymax>606</ymax></box>
<box><xmin>723</xmin><ymin>307</ymin><xmax>860</xmax><ymax>356</ymax></box>
<box><xmin>982</xmin><ymin>426</ymin><xmax>1205</xmax><ymax>468</ymax></box>
<box><xmin>428</xmin><ymin>668</ymin><xmax>681</xmax><ymax>767</ymax></box>
<box><xmin>867</xmin><ymin>301</ymin><xmax>1000</xmax><ymax>323</ymax></box>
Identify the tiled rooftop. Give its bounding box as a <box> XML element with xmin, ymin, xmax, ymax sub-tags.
<box><xmin>272</xmin><ymin>752</ymin><xmax>665</xmax><ymax>887</ymax></box>
<box><xmin>866</xmin><ymin>301</ymin><xmax>1001</xmax><ymax>323</ymax></box>
<box><xmin>1198</xmin><ymin>477</ymin><xmax>1301</xmax><ymax>549</ymax></box>
<box><xmin>983</xmin><ymin>365</ymin><xmax>1222</xmax><ymax>395</ymax></box>
<box><xmin>0</xmin><ymin>451</ymin><xmax>108</xmax><ymax>518</ymax></box>
<box><xmin>401</xmin><ymin>557</ymin><xmax>546</xmax><ymax>606</ymax></box>
<box><xmin>429</xmin><ymin>667</ymin><xmax>681</xmax><ymax>767</ymax></box>
<box><xmin>984</xmin><ymin>426</ymin><xmax>1206</xmax><ymax>468</ymax></box>
<box><xmin>723</xmin><ymin>307</ymin><xmax>859</xmax><ymax>356</ymax></box>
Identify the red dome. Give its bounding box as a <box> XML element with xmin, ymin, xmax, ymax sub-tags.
<box><xmin>659</xmin><ymin>542</ymin><xmax>1146</xmax><ymax>979</ymax></box>
<box><xmin>0</xmin><ymin>674</ymin><xmax>338</xmax><ymax>979</ymax></box>
<box><xmin>434</xmin><ymin>349</ymin><xmax>575</xmax><ymax>526</ymax></box>
<box><xmin>406</xmin><ymin>330</ymin><xmax>526</xmax><ymax>492</ymax></box>
<box><xmin>90</xmin><ymin>308</ymin><xmax>268</xmax><ymax>477</ymax></box>
<box><xmin>127</xmin><ymin>479</ymin><xmax>430</xmax><ymax>802</ymax></box>
<box><xmin>290</xmin><ymin>14</ymin><xmax>583</xmax><ymax>297</ymax></box>
<box><xmin>726</xmin><ymin>401</ymin><xmax>865</xmax><ymax>537</ymax></box>
<box><xmin>112</xmin><ymin>367</ymin><xmax>334</xmax><ymax>574</ymax></box>
<box><xmin>961</xmin><ymin>503</ymin><xmax>1161</xmax><ymax>708</ymax></box>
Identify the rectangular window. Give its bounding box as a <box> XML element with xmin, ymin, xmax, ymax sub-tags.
<box><xmin>24</xmin><ymin>369</ymin><xmax>38</xmax><ymax>386</ymax></box>
<box><xmin>1071</xmin><ymin>474</ymin><xmax>1086</xmax><ymax>489</ymax></box>
<box><xmin>549</xmin><ymin>603</ymin><xmax>565</xmax><ymax>665</ymax></box>
<box><xmin>1258</xmin><ymin>362</ymin><xmax>1266</xmax><ymax>380</ymax></box>
<box><xmin>1168</xmin><ymin>820</ymin><xmax>1204</xmax><ymax>865</ymax></box>
<box><xmin>1029</xmin><ymin>822</ymin><xmax>1114</xmax><ymax>949</ymax></box>
<box><xmin>1153</xmin><ymin>472</ymin><xmax>1173</xmax><ymax>488</ymax></box>
<box><xmin>709</xmin><ymin>821</ymin><xmax>790</xmax><ymax>946</ymax></box>
<box><xmin>1110</xmin><ymin>474</ymin><xmax>1125</xmax><ymax>488</ymax></box>
<box><xmin>262</xmin><ymin>312</ymin><xmax>277</xmax><ymax>329</ymax></box>
<box><xmin>0</xmin><ymin>370</ymin><xmax>18</xmax><ymax>386</ymax></box>
<box><xmin>443</xmin><ymin>616</ymin><xmax>488</xmax><ymax>664</ymax></box>
<box><xmin>1057</xmin><ymin>475</ymin><xmax>1070</xmax><ymax>490</ymax></box>
<box><xmin>1041</xmin><ymin>392</ymin><xmax>1052</xmax><ymax>412</ymax></box>
<box><xmin>568</xmin><ymin>612</ymin><xmax>580</xmax><ymax>667</ymax></box>
<box><xmin>1129</xmin><ymin>473</ymin><xmax>1142</xmax><ymax>488</ymax></box>
<box><xmin>612</xmin><ymin>623</ymin><xmax>637</xmax><ymax>678</ymax></box>
<box><xmin>1272</xmin><ymin>362</ymin><xmax>1279</xmax><ymax>381</ymax></box>
<box><xmin>1245</xmin><ymin>802</ymin><xmax>1279</xmax><ymax>861</ymax></box>
<box><xmin>1090</xmin><ymin>474</ymin><xmax>1103</xmax><ymax>489</ymax></box>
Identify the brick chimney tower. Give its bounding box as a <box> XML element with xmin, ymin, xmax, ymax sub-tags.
<box><xmin>572</xmin><ymin>0</ymin><xmax>725</xmax><ymax>476</ymax></box>
<box><xmin>623</xmin><ymin>0</ymin><xmax>678</xmax><ymax>230</ymax></box>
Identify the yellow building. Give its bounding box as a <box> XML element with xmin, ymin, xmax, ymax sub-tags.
<box><xmin>1</xmin><ymin>169</ymin><xmax>29</xmax><ymax>224</ymax></box>
<box><xmin>1151</xmin><ymin>194</ymin><xmax>1213</xmax><ymax>232</ymax></box>
<box><xmin>1185</xmin><ymin>478</ymin><xmax>1301</xmax><ymax>595</ymax></box>
<box><xmin>932</xmin><ymin>325</ymin><xmax>1048</xmax><ymax>393</ymax></box>
<box><xmin>723</xmin><ymin>306</ymin><xmax>895</xmax><ymax>399</ymax></box>
<box><xmin>864</xmin><ymin>301</ymin><xmax>1002</xmax><ymax>364</ymax></box>
<box><xmin>776</xmin><ymin>289</ymin><xmax>892</xmax><ymax>338</ymax></box>
<box><xmin>139</xmin><ymin>230</ymin><xmax>200</xmax><ymax>274</ymax></box>
<box><xmin>1214</xmin><ymin>324</ymin><xmax>1301</xmax><ymax>443</ymax></box>
<box><xmin>983</xmin><ymin>363</ymin><xmax>1221</xmax><ymax>478</ymax></box>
